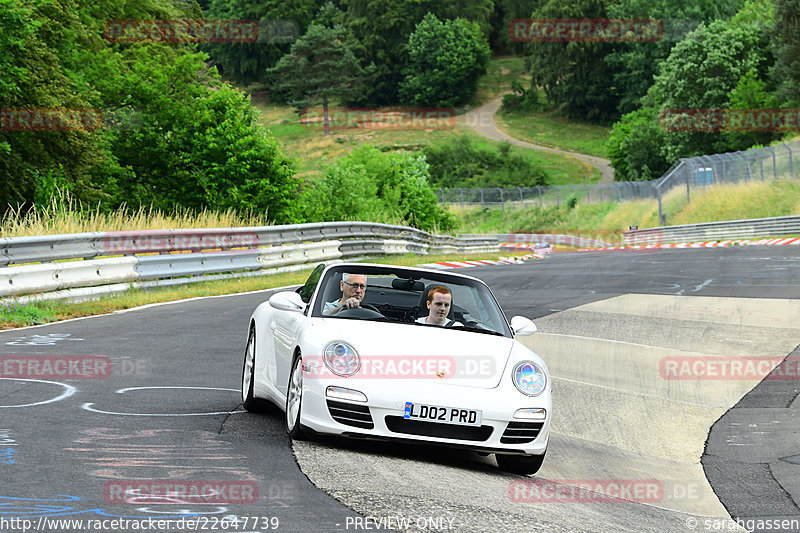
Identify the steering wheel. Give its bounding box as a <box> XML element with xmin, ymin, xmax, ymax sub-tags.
<box><xmin>360</xmin><ymin>303</ymin><xmax>381</xmax><ymax>313</ymax></box>
<box><xmin>337</xmin><ymin>306</ymin><xmax>384</xmax><ymax>319</ymax></box>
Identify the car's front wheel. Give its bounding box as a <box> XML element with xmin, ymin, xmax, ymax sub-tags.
<box><xmin>241</xmin><ymin>324</ymin><xmax>272</xmax><ymax>413</ymax></box>
<box><xmin>286</xmin><ymin>354</ymin><xmax>308</xmax><ymax>439</ymax></box>
<box><xmin>496</xmin><ymin>450</ymin><xmax>546</xmax><ymax>475</ymax></box>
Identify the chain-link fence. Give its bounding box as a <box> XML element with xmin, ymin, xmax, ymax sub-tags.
<box><xmin>438</xmin><ymin>139</ymin><xmax>800</xmax><ymax>223</ymax></box>
<box><xmin>438</xmin><ymin>182</ymin><xmax>655</xmax><ymax>209</ymax></box>
<box><xmin>652</xmin><ymin>140</ymin><xmax>799</xmax><ymax>223</ymax></box>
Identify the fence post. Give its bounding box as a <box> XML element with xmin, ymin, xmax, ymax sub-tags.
<box><xmin>498</xmin><ymin>188</ymin><xmax>504</xmax><ymax>211</ymax></box>
<box><xmin>686</xmin><ymin>169</ymin><xmax>691</xmax><ymax>204</ymax></box>
<box><xmin>518</xmin><ymin>187</ymin><xmax>523</xmax><ymax>206</ymax></box>
<box><xmin>537</xmin><ymin>186</ymin><xmax>543</xmax><ymax>207</ymax></box>
<box><xmin>783</xmin><ymin>143</ymin><xmax>794</xmax><ymax>178</ymax></box>
<box><xmin>480</xmin><ymin>188</ymin><xmax>485</xmax><ymax>207</ymax></box>
<box><xmin>459</xmin><ymin>188</ymin><xmax>464</xmax><ymax>208</ymax></box>
<box><xmin>766</xmin><ymin>146</ymin><xmax>777</xmax><ymax>179</ymax></box>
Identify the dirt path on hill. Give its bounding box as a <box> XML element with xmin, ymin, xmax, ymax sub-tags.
<box><xmin>461</xmin><ymin>97</ymin><xmax>614</xmax><ymax>184</ymax></box>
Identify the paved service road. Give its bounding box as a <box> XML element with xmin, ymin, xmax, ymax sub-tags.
<box><xmin>1</xmin><ymin>247</ymin><xmax>799</xmax><ymax>532</ymax></box>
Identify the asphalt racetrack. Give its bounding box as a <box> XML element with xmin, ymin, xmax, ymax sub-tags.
<box><xmin>1</xmin><ymin>246</ymin><xmax>799</xmax><ymax>533</ymax></box>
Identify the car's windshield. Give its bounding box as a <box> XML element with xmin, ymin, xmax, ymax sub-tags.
<box><xmin>310</xmin><ymin>265</ymin><xmax>511</xmax><ymax>337</ymax></box>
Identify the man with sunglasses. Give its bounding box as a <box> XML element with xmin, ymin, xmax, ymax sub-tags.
<box><xmin>323</xmin><ymin>273</ymin><xmax>367</xmax><ymax>315</ymax></box>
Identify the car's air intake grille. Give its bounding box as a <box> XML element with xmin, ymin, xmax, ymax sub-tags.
<box><xmin>384</xmin><ymin>416</ymin><xmax>493</xmax><ymax>441</ymax></box>
<box><xmin>500</xmin><ymin>422</ymin><xmax>544</xmax><ymax>444</ymax></box>
<box><xmin>326</xmin><ymin>400</ymin><xmax>374</xmax><ymax>430</ymax></box>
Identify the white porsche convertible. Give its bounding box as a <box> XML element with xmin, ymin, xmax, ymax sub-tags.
<box><xmin>241</xmin><ymin>263</ymin><xmax>551</xmax><ymax>475</ymax></box>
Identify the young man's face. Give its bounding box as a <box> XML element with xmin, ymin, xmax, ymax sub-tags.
<box><xmin>427</xmin><ymin>292</ymin><xmax>452</xmax><ymax>323</ymax></box>
<box><xmin>340</xmin><ymin>274</ymin><xmax>367</xmax><ymax>301</ymax></box>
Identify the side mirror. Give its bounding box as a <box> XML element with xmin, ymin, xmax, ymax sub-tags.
<box><xmin>269</xmin><ymin>291</ymin><xmax>305</xmax><ymax>312</ymax></box>
<box><xmin>509</xmin><ymin>316</ymin><xmax>537</xmax><ymax>336</ymax></box>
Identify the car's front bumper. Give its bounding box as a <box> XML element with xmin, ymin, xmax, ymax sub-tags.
<box><xmin>299</xmin><ymin>378</ymin><xmax>550</xmax><ymax>455</ymax></box>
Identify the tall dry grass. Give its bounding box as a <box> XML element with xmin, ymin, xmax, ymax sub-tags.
<box><xmin>1</xmin><ymin>192</ymin><xmax>274</xmax><ymax>238</ymax></box>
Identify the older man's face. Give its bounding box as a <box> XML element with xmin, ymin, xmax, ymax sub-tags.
<box><xmin>341</xmin><ymin>274</ymin><xmax>367</xmax><ymax>301</ymax></box>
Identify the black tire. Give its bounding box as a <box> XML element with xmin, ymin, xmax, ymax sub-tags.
<box><xmin>285</xmin><ymin>354</ymin><xmax>308</xmax><ymax>439</ymax></box>
<box><xmin>241</xmin><ymin>324</ymin><xmax>273</xmax><ymax>413</ymax></box>
<box><xmin>496</xmin><ymin>450</ymin><xmax>546</xmax><ymax>475</ymax></box>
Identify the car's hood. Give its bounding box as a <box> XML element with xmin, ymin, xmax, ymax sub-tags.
<box><xmin>310</xmin><ymin>318</ymin><xmax>515</xmax><ymax>389</ymax></box>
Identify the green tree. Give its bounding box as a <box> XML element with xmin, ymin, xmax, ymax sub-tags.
<box><xmin>0</xmin><ymin>0</ymin><xmax>112</xmax><ymax>209</ymax></box>
<box><xmin>770</xmin><ymin>0</ymin><xmax>800</xmax><ymax>105</ymax></box>
<box><xmin>607</xmin><ymin>107</ymin><xmax>670</xmax><ymax>181</ymax></box>
<box><xmin>341</xmin><ymin>0</ymin><xmax>493</xmax><ymax>105</ymax></box>
<box><xmin>102</xmin><ymin>48</ymin><xmax>302</xmax><ymax>221</ymax></box>
<box><xmin>202</xmin><ymin>0</ymin><xmax>323</xmax><ymax>86</ymax></box>
<box><xmin>650</xmin><ymin>15</ymin><xmax>773</xmax><ymax>159</ymax></box>
<box><xmin>524</xmin><ymin>0</ymin><xmax>622</xmax><ymax>122</ymax></box>
<box><xmin>267</xmin><ymin>23</ymin><xmax>373</xmax><ymax>136</ymax></box>
<box><xmin>489</xmin><ymin>0</ymin><xmax>543</xmax><ymax>55</ymax></box>
<box><xmin>399</xmin><ymin>14</ymin><xmax>491</xmax><ymax>107</ymax></box>
<box><xmin>605</xmin><ymin>0</ymin><xmax>744</xmax><ymax>116</ymax></box>
<box><xmin>722</xmin><ymin>68</ymin><xmax>780</xmax><ymax>152</ymax></box>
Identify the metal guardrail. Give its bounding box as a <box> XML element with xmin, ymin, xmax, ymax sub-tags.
<box><xmin>0</xmin><ymin>222</ymin><xmax>499</xmax><ymax>300</ymax></box>
<box><xmin>460</xmin><ymin>233</ymin><xmax>612</xmax><ymax>248</ymax></box>
<box><xmin>623</xmin><ymin>215</ymin><xmax>800</xmax><ymax>245</ymax></box>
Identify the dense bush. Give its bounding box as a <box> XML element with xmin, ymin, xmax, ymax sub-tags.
<box><xmin>422</xmin><ymin>136</ymin><xmax>548</xmax><ymax>188</ymax></box>
<box><xmin>303</xmin><ymin>145</ymin><xmax>455</xmax><ymax>232</ymax></box>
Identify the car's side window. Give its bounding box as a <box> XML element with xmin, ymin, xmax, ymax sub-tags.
<box><xmin>299</xmin><ymin>263</ymin><xmax>326</xmax><ymax>303</ymax></box>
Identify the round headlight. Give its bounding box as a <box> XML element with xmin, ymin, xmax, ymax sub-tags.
<box><xmin>323</xmin><ymin>342</ymin><xmax>360</xmax><ymax>376</ymax></box>
<box><xmin>512</xmin><ymin>361</ymin><xmax>547</xmax><ymax>396</ymax></box>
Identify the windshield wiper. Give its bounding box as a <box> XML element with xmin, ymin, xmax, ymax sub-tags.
<box><xmin>460</xmin><ymin>325</ymin><xmax>506</xmax><ymax>337</ymax></box>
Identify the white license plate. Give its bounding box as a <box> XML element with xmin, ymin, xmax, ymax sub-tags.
<box><xmin>403</xmin><ymin>401</ymin><xmax>482</xmax><ymax>427</ymax></box>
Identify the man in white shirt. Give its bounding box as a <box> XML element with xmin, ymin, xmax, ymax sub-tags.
<box><xmin>416</xmin><ymin>286</ymin><xmax>463</xmax><ymax>327</ymax></box>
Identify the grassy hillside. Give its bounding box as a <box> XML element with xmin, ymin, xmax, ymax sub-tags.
<box><xmin>249</xmin><ymin>57</ymin><xmax>599</xmax><ymax>185</ymax></box>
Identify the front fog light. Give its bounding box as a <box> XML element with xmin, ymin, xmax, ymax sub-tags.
<box><xmin>323</xmin><ymin>342</ymin><xmax>360</xmax><ymax>376</ymax></box>
<box><xmin>514</xmin><ymin>408</ymin><xmax>547</xmax><ymax>420</ymax></box>
<box><xmin>512</xmin><ymin>361</ymin><xmax>547</xmax><ymax>396</ymax></box>
<box><xmin>326</xmin><ymin>386</ymin><xmax>367</xmax><ymax>402</ymax></box>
